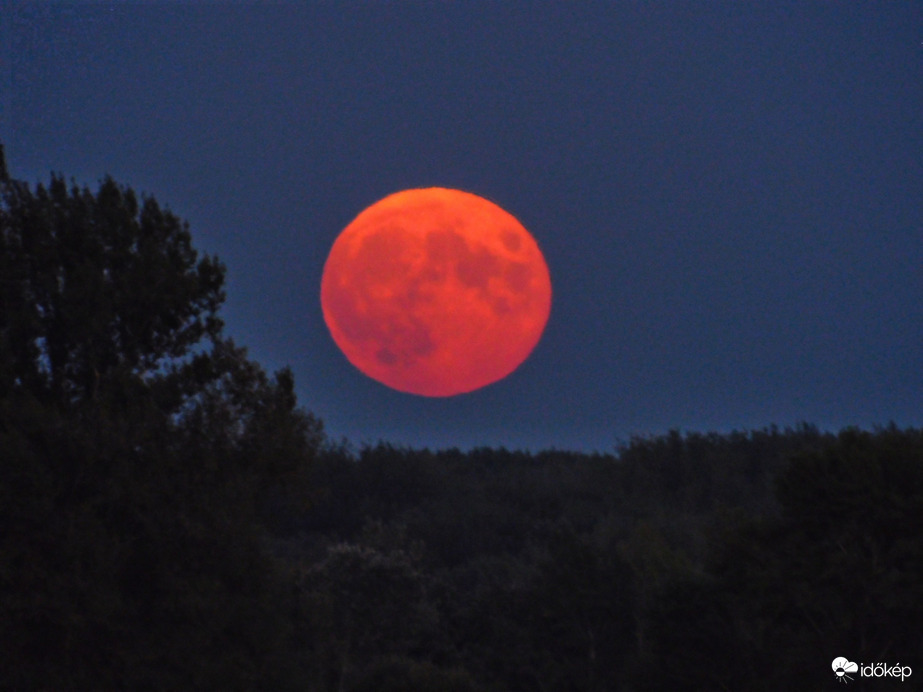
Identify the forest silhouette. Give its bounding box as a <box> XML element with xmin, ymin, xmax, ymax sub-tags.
<box><xmin>2</xmin><ymin>147</ymin><xmax>920</xmax><ymax>690</ymax></box>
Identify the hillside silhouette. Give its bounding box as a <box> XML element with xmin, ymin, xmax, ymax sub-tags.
<box><xmin>2</xmin><ymin>149</ymin><xmax>920</xmax><ymax>690</ymax></box>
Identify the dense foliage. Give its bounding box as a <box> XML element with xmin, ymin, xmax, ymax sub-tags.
<box><xmin>0</xmin><ymin>147</ymin><xmax>322</xmax><ymax>689</ymax></box>
<box><xmin>2</xmin><ymin>147</ymin><xmax>920</xmax><ymax>690</ymax></box>
<box><xmin>298</xmin><ymin>427</ymin><xmax>922</xmax><ymax>690</ymax></box>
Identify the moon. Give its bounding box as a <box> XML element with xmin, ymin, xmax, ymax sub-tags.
<box><xmin>320</xmin><ymin>188</ymin><xmax>552</xmax><ymax>396</ymax></box>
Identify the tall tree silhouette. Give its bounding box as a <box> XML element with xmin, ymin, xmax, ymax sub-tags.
<box><xmin>0</xmin><ymin>146</ymin><xmax>322</xmax><ymax>689</ymax></box>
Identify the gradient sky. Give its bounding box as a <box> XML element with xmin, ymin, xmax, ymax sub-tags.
<box><xmin>5</xmin><ymin>3</ymin><xmax>922</xmax><ymax>452</ymax></box>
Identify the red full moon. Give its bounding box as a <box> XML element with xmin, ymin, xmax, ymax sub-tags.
<box><xmin>320</xmin><ymin>188</ymin><xmax>552</xmax><ymax>396</ymax></box>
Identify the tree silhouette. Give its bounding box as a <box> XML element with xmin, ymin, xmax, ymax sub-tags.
<box><xmin>0</xmin><ymin>149</ymin><xmax>224</xmax><ymax>411</ymax></box>
<box><xmin>0</xmin><ymin>146</ymin><xmax>321</xmax><ymax>689</ymax></box>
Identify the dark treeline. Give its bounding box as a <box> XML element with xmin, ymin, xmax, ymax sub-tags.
<box><xmin>2</xmin><ymin>149</ymin><xmax>921</xmax><ymax>690</ymax></box>
<box><xmin>293</xmin><ymin>426</ymin><xmax>921</xmax><ymax>691</ymax></box>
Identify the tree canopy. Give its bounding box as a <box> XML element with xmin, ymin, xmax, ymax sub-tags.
<box><xmin>0</xmin><ymin>145</ymin><xmax>322</xmax><ymax>689</ymax></box>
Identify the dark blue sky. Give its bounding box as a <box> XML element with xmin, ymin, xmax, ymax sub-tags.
<box><xmin>5</xmin><ymin>3</ymin><xmax>922</xmax><ymax>452</ymax></box>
